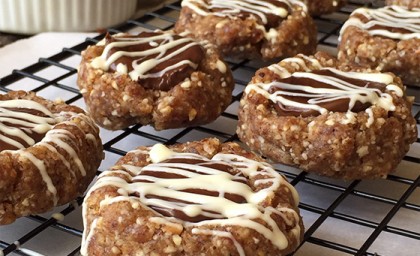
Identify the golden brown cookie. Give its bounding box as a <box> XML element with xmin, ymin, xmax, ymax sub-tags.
<box><xmin>174</xmin><ymin>0</ymin><xmax>317</xmax><ymax>60</ymax></box>
<box><xmin>0</xmin><ymin>90</ymin><xmax>102</xmax><ymax>225</ymax></box>
<box><xmin>81</xmin><ymin>138</ymin><xmax>303</xmax><ymax>256</ymax></box>
<box><xmin>77</xmin><ymin>31</ymin><xmax>234</xmax><ymax>130</ymax></box>
<box><xmin>300</xmin><ymin>0</ymin><xmax>347</xmax><ymax>16</ymax></box>
<box><xmin>338</xmin><ymin>5</ymin><xmax>420</xmax><ymax>86</ymax></box>
<box><xmin>237</xmin><ymin>52</ymin><xmax>417</xmax><ymax>180</ymax></box>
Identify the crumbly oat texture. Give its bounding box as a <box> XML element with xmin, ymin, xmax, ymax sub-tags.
<box><xmin>386</xmin><ymin>0</ymin><xmax>420</xmax><ymax>8</ymax></box>
<box><xmin>338</xmin><ymin>5</ymin><xmax>420</xmax><ymax>86</ymax></box>
<box><xmin>237</xmin><ymin>52</ymin><xmax>417</xmax><ymax>180</ymax></box>
<box><xmin>81</xmin><ymin>138</ymin><xmax>303</xmax><ymax>256</ymax></box>
<box><xmin>77</xmin><ymin>31</ymin><xmax>234</xmax><ymax>131</ymax></box>
<box><xmin>0</xmin><ymin>91</ymin><xmax>103</xmax><ymax>225</ymax></box>
<box><xmin>300</xmin><ymin>0</ymin><xmax>347</xmax><ymax>16</ymax></box>
<box><xmin>174</xmin><ymin>0</ymin><xmax>317</xmax><ymax>60</ymax></box>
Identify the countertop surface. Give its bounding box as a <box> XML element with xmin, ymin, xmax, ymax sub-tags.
<box><xmin>0</xmin><ymin>32</ymin><xmax>28</xmax><ymax>48</ymax></box>
<box><xmin>0</xmin><ymin>32</ymin><xmax>97</xmax><ymax>78</ymax></box>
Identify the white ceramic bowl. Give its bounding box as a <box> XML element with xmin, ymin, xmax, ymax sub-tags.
<box><xmin>0</xmin><ymin>0</ymin><xmax>138</xmax><ymax>34</ymax></box>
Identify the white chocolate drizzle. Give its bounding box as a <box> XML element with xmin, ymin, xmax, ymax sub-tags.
<box><xmin>268</xmin><ymin>54</ymin><xmax>322</xmax><ymax>78</ymax></box>
<box><xmin>340</xmin><ymin>6</ymin><xmax>420</xmax><ymax>40</ymax></box>
<box><xmin>182</xmin><ymin>0</ymin><xmax>306</xmax><ymax>24</ymax></box>
<box><xmin>52</xmin><ymin>212</ymin><xmax>65</xmax><ymax>221</ymax></box>
<box><xmin>247</xmin><ymin>57</ymin><xmax>403</xmax><ymax>127</ymax></box>
<box><xmin>81</xmin><ymin>218</ymin><xmax>99</xmax><ymax>256</ymax></box>
<box><xmin>17</xmin><ymin>150</ymin><xmax>58</xmax><ymax>205</ymax></box>
<box><xmin>0</xmin><ymin>99</ymin><xmax>56</xmax><ymax>150</ymax></box>
<box><xmin>149</xmin><ymin>143</ymin><xmax>175</xmax><ymax>163</ymax></box>
<box><xmin>81</xmin><ymin>144</ymin><xmax>301</xmax><ymax>255</ymax></box>
<box><xmin>182</xmin><ymin>0</ymin><xmax>306</xmax><ymax>41</ymax></box>
<box><xmin>91</xmin><ymin>32</ymin><xmax>203</xmax><ymax>81</ymax></box>
<box><xmin>1</xmin><ymin>99</ymin><xmax>100</xmax><ymax>208</ymax></box>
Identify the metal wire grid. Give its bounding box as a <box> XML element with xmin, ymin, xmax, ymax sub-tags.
<box><xmin>0</xmin><ymin>1</ymin><xmax>419</xmax><ymax>255</ymax></box>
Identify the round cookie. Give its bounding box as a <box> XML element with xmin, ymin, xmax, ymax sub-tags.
<box><xmin>0</xmin><ymin>90</ymin><xmax>103</xmax><ymax>225</ymax></box>
<box><xmin>338</xmin><ymin>5</ymin><xmax>420</xmax><ymax>86</ymax></box>
<box><xmin>237</xmin><ymin>52</ymin><xmax>418</xmax><ymax>180</ymax></box>
<box><xmin>81</xmin><ymin>138</ymin><xmax>303</xmax><ymax>256</ymax></box>
<box><xmin>77</xmin><ymin>30</ymin><xmax>234</xmax><ymax>130</ymax></box>
<box><xmin>386</xmin><ymin>0</ymin><xmax>420</xmax><ymax>8</ymax></box>
<box><xmin>300</xmin><ymin>0</ymin><xmax>347</xmax><ymax>16</ymax></box>
<box><xmin>174</xmin><ymin>0</ymin><xmax>317</xmax><ymax>60</ymax></box>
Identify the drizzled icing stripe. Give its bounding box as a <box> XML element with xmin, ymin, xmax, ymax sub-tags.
<box><xmin>40</xmin><ymin>128</ymin><xmax>86</xmax><ymax>176</ymax></box>
<box><xmin>246</xmin><ymin>60</ymin><xmax>403</xmax><ymax>126</ymax></box>
<box><xmin>340</xmin><ymin>6</ymin><xmax>420</xmax><ymax>40</ymax></box>
<box><xmin>6</xmin><ymin>107</ymin><xmax>100</xmax><ymax>207</ymax></box>
<box><xmin>268</xmin><ymin>54</ymin><xmax>322</xmax><ymax>78</ymax></box>
<box><xmin>182</xmin><ymin>0</ymin><xmax>307</xmax><ymax>42</ymax></box>
<box><xmin>212</xmin><ymin>152</ymin><xmax>299</xmax><ymax>206</ymax></box>
<box><xmin>81</xmin><ymin>218</ymin><xmax>99</xmax><ymax>256</ymax></box>
<box><xmin>182</xmin><ymin>0</ymin><xmax>305</xmax><ymax>23</ymax></box>
<box><xmin>91</xmin><ymin>32</ymin><xmax>202</xmax><ymax>82</ymax></box>
<box><xmin>18</xmin><ymin>151</ymin><xmax>59</xmax><ymax>205</ymax></box>
<box><xmin>0</xmin><ymin>100</ymin><xmax>56</xmax><ymax>150</ymax></box>
<box><xmin>81</xmin><ymin>144</ymin><xmax>301</xmax><ymax>255</ymax></box>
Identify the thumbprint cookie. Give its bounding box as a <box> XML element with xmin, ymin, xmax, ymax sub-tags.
<box><xmin>77</xmin><ymin>30</ymin><xmax>234</xmax><ymax>130</ymax></box>
<box><xmin>0</xmin><ymin>91</ymin><xmax>102</xmax><ymax>225</ymax></box>
<box><xmin>237</xmin><ymin>52</ymin><xmax>417</xmax><ymax>180</ymax></box>
<box><xmin>338</xmin><ymin>5</ymin><xmax>420</xmax><ymax>86</ymax></box>
<box><xmin>81</xmin><ymin>138</ymin><xmax>303</xmax><ymax>256</ymax></box>
<box><xmin>300</xmin><ymin>0</ymin><xmax>347</xmax><ymax>16</ymax></box>
<box><xmin>174</xmin><ymin>0</ymin><xmax>317</xmax><ymax>60</ymax></box>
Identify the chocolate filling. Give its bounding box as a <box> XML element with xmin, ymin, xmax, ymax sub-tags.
<box><xmin>104</xmin><ymin>32</ymin><xmax>204</xmax><ymax>91</ymax></box>
<box><xmin>0</xmin><ymin>107</ymin><xmax>54</xmax><ymax>151</ymax></box>
<box><xmin>211</xmin><ymin>0</ymin><xmax>291</xmax><ymax>28</ymax></box>
<box><xmin>139</xmin><ymin>157</ymin><xmax>249</xmax><ymax>222</ymax></box>
<box><xmin>268</xmin><ymin>69</ymin><xmax>387</xmax><ymax>117</ymax></box>
<box><xmin>353</xmin><ymin>13</ymin><xmax>415</xmax><ymax>35</ymax></box>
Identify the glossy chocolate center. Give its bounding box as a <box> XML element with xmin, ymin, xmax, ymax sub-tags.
<box><xmin>268</xmin><ymin>69</ymin><xmax>387</xmax><ymax>117</ymax></box>
<box><xmin>0</xmin><ymin>106</ymin><xmax>54</xmax><ymax>151</ymax></box>
<box><xmin>104</xmin><ymin>32</ymin><xmax>204</xmax><ymax>91</ymax></box>
<box><xmin>137</xmin><ymin>157</ymin><xmax>249</xmax><ymax>222</ymax></box>
<box><xmin>215</xmin><ymin>1</ymin><xmax>290</xmax><ymax>28</ymax></box>
<box><xmin>353</xmin><ymin>13</ymin><xmax>415</xmax><ymax>35</ymax></box>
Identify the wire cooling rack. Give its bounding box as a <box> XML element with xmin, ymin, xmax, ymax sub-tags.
<box><xmin>0</xmin><ymin>1</ymin><xmax>419</xmax><ymax>255</ymax></box>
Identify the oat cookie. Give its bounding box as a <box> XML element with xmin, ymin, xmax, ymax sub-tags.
<box><xmin>174</xmin><ymin>0</ymin><xmax>317</xmax><ymax>60</ymax></box>
<box><xmin>81</xmin><ymin>138</ymin><xmax>303</xmax><ymax>255</ymax></box>
<box><xmin>338</xmin><ymin>5</ymin><xmax>420</xmax><ymax>86</ymax></box>
<box><xmin>77</xmin><ymin>31</ymin><xmax>234</xmax><ymax>130</ymax></box>
<box><xmin>0</xmin><ymin>91</ymin><xmax>102</xmax><ymax>225</ymax></box>
<box><xmin>300</xmin><ymin>0</ymin><xmax>347</xmax><ymax>16</ymax></box>
<box><xmin>237</xmin><ymin>52</ymin><xmax>417</xmax><ymax>179</ymax></box>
